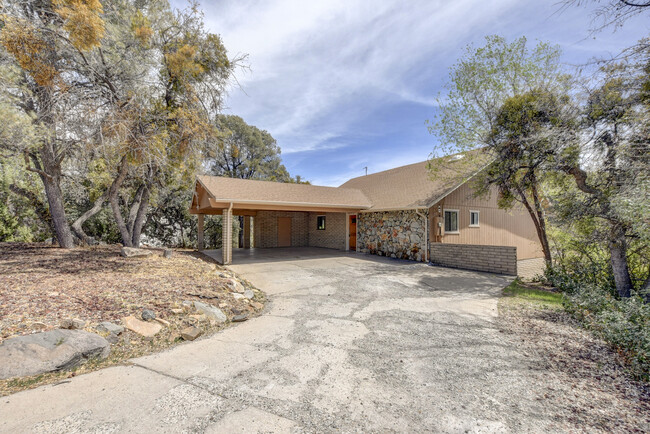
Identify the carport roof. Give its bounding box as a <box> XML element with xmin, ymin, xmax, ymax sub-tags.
<box><xmin>195</xmin><ymin>175</ymin><xmax>372</xmax><ymax>210</ymax></box>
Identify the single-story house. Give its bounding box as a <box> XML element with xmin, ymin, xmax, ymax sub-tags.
<box><xmin>190</xmin><ymin>152</ymin><xmax>543</xmax><ymax>275</ymax></box>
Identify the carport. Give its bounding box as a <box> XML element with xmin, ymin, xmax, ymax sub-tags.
<box><xmin>189</xmin><ymin>176</ymin><xmax>371</xmax><ymax>264</ymax></box>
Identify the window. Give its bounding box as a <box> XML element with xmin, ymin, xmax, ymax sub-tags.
<box><xmin>444</xmin><ymin>210</ymin><xmax>459</xmax><ymax>233</ymax></box>
<box><xmin>317</xmin><ymin>215</ymin><xmax>326</xmax><ymax>230</ymax></box>
<box><xmin>469</xmin><ymin>210</ymin><xmax>480</xmax><ymax>227</ymax></box>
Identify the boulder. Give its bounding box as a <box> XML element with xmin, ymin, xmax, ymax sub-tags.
<box><xmin>120</xmin><ymin>247</ymin><xmax>152</xmax><ymax>258</ymax></box>
<box><xmin>60</xmin><ymin>318</ymin><xmax>87</xmax><ymax>330</ymax></box>
<box><xmin>181</xmin><ymin>326</ymin><xmax>202</xmax><ymax>341</ymax></box>
<box><xmin>0</xmin><ymin>329</ymin><xmax>110</xmax><ymax>380</ymax></box>
<box><xmin>232</xmin><ymin>314</ymin><xmax>249</xmax><ymax>323</ymax></box>
<box><xmin>243</xmin><ymin>289</ymin><xmax>255</xmax><ymax>299</ymax></box>
<box><xmin>96</xmin><ymin>322</ymin><xmax>124</xmax><ymax>335</ymax></box>
<box><xmin>141</xmin><ymin>309</ymin><xmax>156</xmax><ymax>321</ymax></box>
<box><xmin>163</xmin><ymin>249</ymin><xmax>173</xmax><ymax>259</ymax></box>
<box><xmin>232</xmin><ymin>293</ymin><xmax>245</xmax><ymax>300</ymax></box>
<box><xmin>192</xmin><ymin>301</ymin><xmax>227</xmax><ymax>323</ymax></box>
<box><xmin>122</xmin><ymin>315</ymin><xmax>162</xmax><ymax>338</ymax></box>
<box><xmin>227</xmin><ymin>278</ymin><xmax>245</xmax><ymax>293</ymax></box>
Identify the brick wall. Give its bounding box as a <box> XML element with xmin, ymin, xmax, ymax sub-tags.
<box><xmin>429</xmin><ymin>243</ymin><xmax>517</xmax><ymax>275</ymax></box>
<box><xmin>254</xmin><ymin>211</ymin><xmax>309</xmax><ymax>248</ymax></box>
<box><xmin>308</xmin><ymin>212</ymin><xmax>346</xmax><ymax>250</ymax></box>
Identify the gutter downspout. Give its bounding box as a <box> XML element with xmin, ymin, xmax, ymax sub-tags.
<box><xmin>415</xmin><ymin>209</ymin><xmax>428</xmax><ymax>263</ymax></box>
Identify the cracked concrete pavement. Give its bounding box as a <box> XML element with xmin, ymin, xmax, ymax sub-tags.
<box><xmin>1</xmin><ymin>248</ymin><xmax>564</xmax><ymax>432</ymax></box>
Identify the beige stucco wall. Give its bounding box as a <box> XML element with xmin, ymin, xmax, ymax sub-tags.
<box><xmin>429</xmin><ymin>183</ymin><xmax>543</xmax><ymax>260</ymax></box>
<box><xmin>308</xmin><ymin>212</ymin><xmax>347</xmax><ymax>250</ymax></box>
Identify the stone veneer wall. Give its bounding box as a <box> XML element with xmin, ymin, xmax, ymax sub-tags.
<box><xmin>357</xmin><ymin>210</ymin><xmax>427</xmax><ymax>261</ymax></box>
<box><xmin>429</xmin><ymin>243</ymin><xmax>517</xmax><ymax>275</ymax></box>
<box><xmin>254</xmin><ymin>211</ymin><xmax>309</xmax><ymax>248</ymax></box>
<box><xmin>308</xmin><ymin>212</ymin><xmax>346</xmax><ymax>250</ymax></box>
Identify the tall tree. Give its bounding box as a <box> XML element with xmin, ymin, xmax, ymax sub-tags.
<box><xmin>209</xmin><ymin>114</ymin><xmax>292</xmax><ymax>181</ymax></box>
<box><xmin>552</xmin><ymin>50</ymin><xmax>650</xmax><ymax>297</ymax></box>
<box><xmin>1</xmin><ymin>1</ymin><xmax>240</xmax><ymax>248</ymax></box>
<box><xmin>0</xmin><ymin>0</ymin><xmax>107</xmax><ymax>247</ymax></box>
<box><xmin>484</xmin><ymin>90</ymin><xmax>577</xmax><ymax>263</ymax></box>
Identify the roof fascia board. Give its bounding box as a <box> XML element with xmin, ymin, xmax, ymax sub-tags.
<box><xmin>423</xmin><ymin>161</ymin><xmax>493</xmax><ymax>209</ymax></box>
<box><xmin>209</xmin><ymin>197</ymin><xmax>370</xmax><ymax>209</ymax></box>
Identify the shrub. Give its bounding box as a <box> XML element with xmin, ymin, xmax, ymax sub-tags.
<box><xmin>552</xmin><ymin>270</ymin><xmax>650</xmax><ymax>381</ymax></box>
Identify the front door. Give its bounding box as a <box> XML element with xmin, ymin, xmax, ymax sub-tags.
<box><xmin>349</xmin><ymin>215</ymin><xmax>357</xmax><ymax>250</ymax></box>
<box><xmin>278</xmin><ymin>217</ymin><xmax>292</xmax><ymax>247</ymax></box>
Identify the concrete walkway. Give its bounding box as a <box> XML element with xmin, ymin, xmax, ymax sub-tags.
<box><xmin>2</xmin><ymin>248</ymin><xmax>559</xmax><ymax>432</ymax></box>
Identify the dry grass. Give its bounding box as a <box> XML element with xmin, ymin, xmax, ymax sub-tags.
<box><xmin>0</xmin><ymin>242</ymin><xmax>265</xmax><ymax>396</ymax></box>
<box><xmin>499</xmin><ymin>284</ymin><xmax>650</xmax><ymax>433</ymax></box>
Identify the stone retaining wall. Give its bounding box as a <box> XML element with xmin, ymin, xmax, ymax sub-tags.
<box><xmin>358</xmin><ymin>210</ymin><xmax>427</xmax><ymax>261</ymax></box>
<box><xmin>429</xmin><ymin>243</ymin><xmax>517</xmax><ymax>275</ymax></box>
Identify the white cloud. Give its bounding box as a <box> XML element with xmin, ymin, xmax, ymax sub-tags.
<box><xmin>182</xmin><ymin>0</ymin><xmax>647</xmax><ymax>183</ymax></box>
<box><xmin>200</xmin><ymin>0</ymin><xmax>521</xmax><ymax>152</ymax></box>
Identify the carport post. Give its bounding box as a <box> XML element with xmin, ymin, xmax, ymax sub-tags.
<box><xmin>222</xmin><ymin>204</ymin><xmax>233</xmax><ymax>264</ymax></box>
<box><xmin>243</xmin><ymin>216</ymin><xmax>251</xmax><ymax>249</ymax></box>
<box><xmin>197</xmin><ymin>214</ymin><xmax>204</xmax><ymax>251</ymax></box>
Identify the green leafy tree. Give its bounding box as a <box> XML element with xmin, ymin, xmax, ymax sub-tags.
<box><xmin>209</xmin><ymin>114</ymin><xmax>292</xmax><ymax>181</ymax></box>
<box><xmin>0</xmin><ymin>0</ymin><xmax>107</xmax><ymax>248</ymax></box>
<box><xmin>428</xmin><ymin>35</ymin><xmax>570</xmax><ymax>263</ymax></box>
<box><xmin>551</xmin><ymin>50</ymin><xmax>650</xmax><ymax>297</ymax></box>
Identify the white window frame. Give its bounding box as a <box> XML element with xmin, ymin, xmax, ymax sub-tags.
<box><xmin>443</xmin><ymin>209</ymin><xmax>460</xmax><ymax>234</ymax></box>
<box><xmin>316</xmin><ymin>215</ymin><xmax>326</xmax><ymax>230</ymax></box>
<box><xmin>469</xmin><ymin>210</ymin><xmax>480</xmax><ymax>227</ymax></box>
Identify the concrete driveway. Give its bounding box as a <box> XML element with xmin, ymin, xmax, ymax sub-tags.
<box><xmin>2</xmin><ymin>248</ymin><xmax>555</xmax><ymax>432</ymax></box>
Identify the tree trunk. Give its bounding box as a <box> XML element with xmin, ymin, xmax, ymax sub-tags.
<box><xmin>71</xmin><ymin>192</ymin><xmax>107</xmax><ymax>245</ymax></box>
<box><xmin>529</xmin><ymin>173</ymin><xmax>552</xmax><ymax>264</ymax></box>
<box><xmin>127</xmin><ymin>184</ymin><xmax>146</xmax><ymax>235</ymax></box>
<box><xmin>609</xmin><ymin>223</ymin><xmax>633</xmax><ymax>298</ymax></box>
<box><xmin>39</xmin><ymin>160</ymin><xmax>75</xmax><ymax>248</ymax></box>
<box><xmin>108</xmin><ymin>158</ymin><xmax>133</xmax><ymax>247</ymax></box>
<box><xmin>131</xmin><ymin>185</ymin><xmax>150</xmax><ymax>247</ymax></box>
<box><xmin>515</xmin><ymin>184</ymin><xmax>552</xmax><ymax>263</ymax></box>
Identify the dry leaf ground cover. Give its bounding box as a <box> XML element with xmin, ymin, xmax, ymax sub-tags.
<box><xmin>499</xmin><ymin>281</ymin><xmax>650</xmax><ymax>433</ymax></box>
<box><xmin>0</xmin><ymin>242</ymin><xmax>265</xmax><ymax>396</ymax></box>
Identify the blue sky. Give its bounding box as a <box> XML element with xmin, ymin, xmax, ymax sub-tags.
<box><xmin>186</xmin><ymin>0</ymin><xmax>647</xmax><ymax>186</ymax></box>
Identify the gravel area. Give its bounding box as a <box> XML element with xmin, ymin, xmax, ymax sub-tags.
<box><xmin>0</xmin><ymin>243</ymin><xmax>264</xmax><ymax>395</ymax></box>
<box><xmin>498</xmin><ymin>297</ymin><xmax>650</xmax><ymax>433</ymax></box>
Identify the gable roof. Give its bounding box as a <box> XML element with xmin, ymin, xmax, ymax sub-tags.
<box><xmin>193</xmin><ymin>151</ymin><xmax>488</xmax><ymax>213</ymax></box>
<box><xmin>196</xmin><ymin>175</ymin><xmax>372</xmax><ymax>209</ymax></box>
<box><xmin>339</xmin><ymin>151</ymin><xmax>488</xmax><ymax>211</ymax></box>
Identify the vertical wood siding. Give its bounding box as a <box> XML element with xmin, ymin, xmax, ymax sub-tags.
<box><xmin>429</xmin><ymin>183</ymin><xmax>543</xmax><ymax>260</ymax></box>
